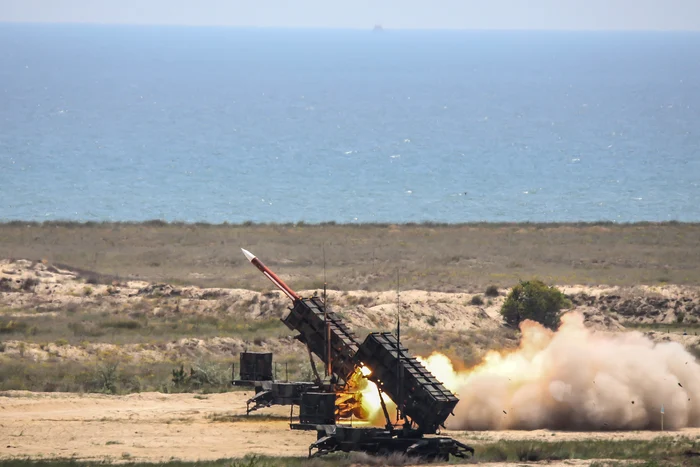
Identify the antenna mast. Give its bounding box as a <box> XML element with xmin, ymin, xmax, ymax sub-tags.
<box><xmin>323</xmin><ymin>244</ymin><xmax>331</xmax><ymax>378</ymax></box>
<box><xmin>396</xmin><ymin>268</ymin><xmax>402</xmax><ymax>423</ymax></box>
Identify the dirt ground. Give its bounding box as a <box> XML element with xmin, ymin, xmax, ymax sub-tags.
<box><xmin>1</xmin><ymin>391</ymin><xmax>697</xmax><ymax>464</ymax></box>
<box><xmin>0</xmin><ymin>390</ymin><xmax>310</xmax><ymax>462</ymax></box>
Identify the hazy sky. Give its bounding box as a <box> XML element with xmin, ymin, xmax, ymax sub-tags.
<box><xmin>1</xmin><ymin>0</ymin><xmax>699</xmax><ymax>31</ymax></box>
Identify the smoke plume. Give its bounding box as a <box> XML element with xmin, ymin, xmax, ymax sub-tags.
<box><xmin>422</xmin><ymin>312</ymin><xmax>700</xmax><ymax>431</ymax></box>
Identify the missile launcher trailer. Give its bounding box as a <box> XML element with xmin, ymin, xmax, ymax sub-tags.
<box><xmin>355</xmin><ymin>332</ymin><xmax>459</xmax><ymax>434</ymax></box>
<box><xmin>282</xmin><ymin>296</ymin><xmax>361</xmax><ymax>384</ymax></box>
<box><xmin>240</xmin><ymin>248</ymin><xmax>474</xmax><ymax>461</ymax></box>
<box><xmin>290</xmin><ymin>392</ymin><xmax>337</xmax><ymax>430</ymax></box>
<box><xmin>245</xmin><ymin>381</ymin><xmax>317</xmax><ymax>414</ymax></box>
<box><xmin>233</xmin><ymin>351</ymin><xmax>273</xmax><ymax>385</ymax></box>
<box><xmin>232</xmin><ymin>298</ymin><xmax>364</xmax><ymax>417</ymax></box>
<box><xmin>310</xmin><ymin>425</ymin><xmax>472</xmax><ymax>461</ymax></box>
<box><xmin>282</xmin><ymin>296</ymin><xmax>365</xmax><ymax>421</ymax></box>
<box><xmin>232</xmin><ymin>351</ymin><xmax>318</xmax><ymax>414</ymax></box>
<box><xmin>231</xmin><ymin>351</ymin><xmax>304</xmax><ymax>414</ymax></box>
<box><xmin>304</xmin><ymin>331</ymin><xmax>472</xmax><ymax>460</ymax></box>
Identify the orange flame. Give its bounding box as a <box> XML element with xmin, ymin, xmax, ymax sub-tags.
<box><xmin>345</xmin><ymin>366</ymin><xmax>396</xmax><ymax>426</ymax></box>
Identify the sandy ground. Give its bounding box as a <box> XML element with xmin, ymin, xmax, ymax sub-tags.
<box><xmin>1</xmin><ymin>391</ymin><xmax>697</xmax><ymax>464</ymax></box>
<box><xmin>0</xmin><ymin>391</ymin><xmax>311</xmax><ymax>462</ymax></box>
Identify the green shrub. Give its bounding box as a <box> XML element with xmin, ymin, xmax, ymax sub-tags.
<box><xmin>0</xmin><ymin>319</ymin><xmax>29</xmax><ymax>334</ymax></box>
<box><xmin>99</xmin><ymin>319</ymin><xmax>141</xmax><ymax>330</ymax></box>
<box><xmin>470</xmin><ymin>295</ymin><xmax>484</xmax><ymax>306</ymax></box>
<box><xmin>95</xmin><ymin>360</ymin><xmax>120</xmax><ymax>394</ymax></box>
<box><xmin>0</xmin><ymin>278</ymin><xmax>12</xmax><ymax>292</ymax></box>
<box><xmin>22</xmin><ymin>277</ymin><xmax>39</xmax><ymax>292</ymax></box>
<box><xmin>485</xmin><ymin>285</ymin><xmax>499</xmax><ymax>297</ymax></box>
<box><xmin>500</xmin><ymin>280</ymin><xmax>570</xmax><ymax>330</ymax></box>
<box><xmin>170</xmin><ymin>361</ymin><xmax>231</xmax><ymax>392</ymax></box>
<box><xmin>68</xmin><ymin>321</ymin><xmax>105</xmax><ymax>337</ymax></box>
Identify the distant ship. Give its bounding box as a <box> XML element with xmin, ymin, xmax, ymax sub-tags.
<box><xmin>373</xmin><ymin>24</ymin><xmax>384</xmax><ymax>32</ymax></box>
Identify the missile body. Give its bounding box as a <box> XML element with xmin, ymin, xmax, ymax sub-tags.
<box><xmin>241</xmin><ymin>248</ymin><xmax>300</xmax><ymax>302</ymax></box>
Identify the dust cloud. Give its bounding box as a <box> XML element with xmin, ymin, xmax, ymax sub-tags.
<box><xmin>421</xmin><ymin>313</ymin><xmax>700</xmax><ymax>431</ymax></box>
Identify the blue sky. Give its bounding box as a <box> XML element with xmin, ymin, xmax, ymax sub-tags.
<box><xmin>1</xmin><ymin>0</ymin><xmax>699</xmax><ymax>30</ymax></box>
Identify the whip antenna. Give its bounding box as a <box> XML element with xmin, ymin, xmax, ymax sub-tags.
<box><xmin>323</xmin><ymin>244</ymin><xmax>331</xmax><ymax>378</ymax></box>
<box><xmin>396</xmin><ymin>267</ymin><xmax>402</xmax><ymax>423</ymax></box>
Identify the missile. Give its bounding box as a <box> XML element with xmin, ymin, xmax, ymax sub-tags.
<box><xmin>241</xmin><ymin>248</ymin><xmax>300</xmax><ymax>302</ymax></box>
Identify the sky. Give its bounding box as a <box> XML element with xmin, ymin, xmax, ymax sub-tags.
<box><xmin>1</xmin><ymin>0</ymin><xmax>699</xmax><ymax>31</ymax></box>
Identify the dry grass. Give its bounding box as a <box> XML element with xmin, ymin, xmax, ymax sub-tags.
<box><xmin>473</xmin><ymin>437</ymin><xmax>700</xmax><ymax>465</ymax></box>
<box><xmin>3</xmin><ymin>437</ymin><xmax>700</xmax><ymax>465</ymax></box>
<box><xmin>207</xmin><ymin>413</ymin><xmax>291</xmax><ymax>423</ymax></box>
<box><xmin>0</xmin><ymin>453</ymin><xmax>416</xmax><ymax>467</ymax></box>
<box><xmin>1</xmin><ymin>221</ymin><xmax>699</xmax><ymax>292</ymax></box>
<box><xmin>0</xmin><ymin>309</ymin><xmax>290</xmax><ymax>346</ymax></box>
<box><xmin>0</xmin><ymin>356</ymin><xmax>239</xmax><ymax>394</ymax></box>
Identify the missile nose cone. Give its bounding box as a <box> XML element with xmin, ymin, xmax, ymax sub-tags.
<box><xmin>241</xmin><ymin>248</ymin><xmax>256</xmax><ymax>262</ymax></box>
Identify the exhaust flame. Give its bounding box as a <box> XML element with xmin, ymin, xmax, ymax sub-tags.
<box><xmin>418</xmin><ymin>312</ymin><xmax>700</xmax><ymax>430</ymax></box>
<box><xmin>347</xmin><ymin>366</ymin><xmax>396</xmax><ymax>425</ymax></box>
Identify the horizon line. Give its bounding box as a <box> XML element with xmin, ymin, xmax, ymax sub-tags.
<box><xmin>1</xmin><ymin>20</ymin><xmax>699</xmax><ymax>33</ymax></box>
<box><xmin>1</xmin><ymin>220</ymin><xmax>697</xmax><ymax>227</ymax></box>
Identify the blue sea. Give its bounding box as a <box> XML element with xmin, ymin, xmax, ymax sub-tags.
<box><xmin>1</xmin><ymin>24</ymin><xmax>699</xmax><ymax>223</ymax></box>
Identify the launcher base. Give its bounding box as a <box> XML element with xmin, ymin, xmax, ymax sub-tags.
<box><xmin>309</xmin><ymin>425</ymin><xmax>474</xmax><ymax>461</ymax></box>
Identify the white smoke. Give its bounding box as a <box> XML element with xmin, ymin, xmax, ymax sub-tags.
<box><xmin>425</xmin><ymin>313</ymin><xmax>700</xmax><ymax>431</ymax></box>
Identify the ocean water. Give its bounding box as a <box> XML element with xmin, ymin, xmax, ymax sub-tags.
<box><xmin>1</xmin><ymin>24</ymin><xmax>699</xmax><ymax>223</ymax></box>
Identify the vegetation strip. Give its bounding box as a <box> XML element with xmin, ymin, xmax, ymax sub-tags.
<box><xmin>3</xmin><ymin>438</ymin><xmax>700</xmax><ymax>466</ymax></box>
<box><xmin>2</xmin><ymin>222</ymin><xmax>699</xmax><ymax>290</ymax></box>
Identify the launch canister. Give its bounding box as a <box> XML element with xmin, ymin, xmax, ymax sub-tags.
<box><xmin>241</xmin><ymin>248</ymin><xmax>300</xmax><ymax>302</ymax></box>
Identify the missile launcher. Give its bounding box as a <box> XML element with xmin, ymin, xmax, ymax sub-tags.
<box><xmin>355</xmin><ymin>332</ymin><xmax>459</xmax><ymax>434</ymax></box>
<box><xmin>240</xmin><ymin>248</ymin><xmax>474</xmax><ymax>460</ymax></box>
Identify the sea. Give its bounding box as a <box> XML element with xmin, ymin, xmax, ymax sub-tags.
<box><xmin>1</xmin><ymin>24</ymin><xmax>699</xmax><ymax>224</ymax></box>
